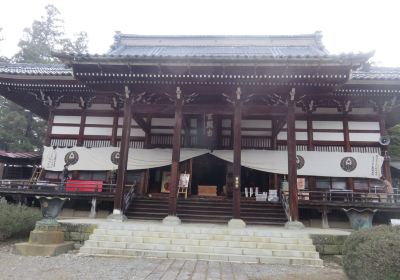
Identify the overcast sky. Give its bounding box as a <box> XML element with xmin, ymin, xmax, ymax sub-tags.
<box><xmin>0</xmin><ymin>0</ymin><xmax>399</xmax><ymax>67</ymax></box>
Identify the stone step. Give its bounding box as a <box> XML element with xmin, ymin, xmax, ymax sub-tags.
<box><xmin>88</xmin><ymin>235</ymin><xmax>317</xmax><ymax>252</ymax></box>
<box><xmin>91</xmin><ymin>232</ymin><xmax>313</xmax><ymax>246</ymax></box>
<box><xmin>130</xmin><ymin>205</ymin><xmax>286</xmax><ymax>214</ymax></box>
<box><xmin>92</xmin><ymin>227</ymin><xmax>311</xmax><ymax>240</ymax></box>
<box><xmin>81</xmin><ymin>221</ymin><xmax>322</xmax><ymax>266</ymax></box>
<box><xmin>131</xmin><ymin>200</ymin><xmax>283</xmax><ymax>210</ymax></box>
<box><xmin>128</xmin><ymin>197</ymin><xmax>287</xmax><ymax>225</ymax></box>
<box><xmin>79</xmin><ymin>246</ymin><xmax>323</xmax><ymax>266</ymax></box>
<box><xmin>83</xmin><ymin>240</ymin><xmax>319</xmax><ymax>258</ymax></box>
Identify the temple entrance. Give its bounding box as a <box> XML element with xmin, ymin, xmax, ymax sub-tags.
<box><xmin>146</xmin><ymin>152</ymin><xmax>274</xmax><ymax>198</ymax></box>
<box><xmin>191</xmin><ymin>154</ymin><xmax>226</xmax><ymax>196</ymax></box>
<box><xmin>241</xmin><ymin>167</ymin><xmax>270</xmax><ymax>195</ymax></box>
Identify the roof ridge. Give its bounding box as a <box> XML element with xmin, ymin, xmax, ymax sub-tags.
<box><xmin>111</xmin><ymin>31</ymin><xmax>327</xmax><ymax>50</ymax></box>
<box><xmin>114</xmin><ymin>32</ymin><xmax>322</xmax><ymax>39</ymax></box>
<box><xmin>0</xmin><ymin>62</ymin><xmax>69</xmax><ymax>68</ymax></box>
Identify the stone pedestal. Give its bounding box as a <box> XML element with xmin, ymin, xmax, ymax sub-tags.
<box><xmin>162</xmin><ymin>215</ymin><xmax>181</xmax><ymax>226</ymax></box>
<box><xmin>228</xmin><ymin>218</ymin><xmax>246</xmax><ymax>229</ymax></box>
<box><xmin>15</xmin><ymin>219</ymin><xmax>74</xmax><ymax>256</ymax></box>
<box><xmin>107</xmin><ymin>209</ymin><xmax>127</xmax><ymax>222</ymax></box>
<box><xmin>284</xmin><ymin>220</ymin><xmax>305</xmax><ymax>230</ymax></box>
<box><xmin>343</xmin><ymin>208</ymin><xmax>377</xmax><ymax>230</ymax></box>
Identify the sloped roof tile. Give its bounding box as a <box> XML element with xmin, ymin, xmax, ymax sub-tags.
<box><xmin>0</xmin><ymin>63</ymin><xmax>72</xmax><ymax>76</ymax></box>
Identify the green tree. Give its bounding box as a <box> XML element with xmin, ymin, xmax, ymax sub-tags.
<box><xmin>14</xmin><ymin>5</ymin><xmax>88</xmax><ymax>63</ymax></box>
<box><xmin>0</xmin><ymin>5</ymin><xmax>88</xmax><ymax>152</ymax></box>
<box><xmin>0</xmin><ymin>28</ymin><xmax>9</xmax><ymax>62</ymax></box>
<box><xmin>389</xmin><ymin>124</ymin><xmax>400</xmax><ymax>158</ymax></box>
<box><xmin>0</xmin><ymin>97</ymin><xmax>46</xmax><ymax>151</ymax></box>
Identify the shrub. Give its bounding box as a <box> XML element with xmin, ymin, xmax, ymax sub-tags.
<box><xmin>0</xmin><ymin>198</ymin><xmax>42</xmax><ymax>240</ymax></box>
<box><xmin>342</xmin><ymin>225</ymin><xmax>400</xmax><ymax>280</ymax></box>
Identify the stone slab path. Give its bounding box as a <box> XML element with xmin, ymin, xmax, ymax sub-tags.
<box><xmin>0</xmin><ymin>241</ymin><xmax>346</xmax><ymax>280</ymax></box>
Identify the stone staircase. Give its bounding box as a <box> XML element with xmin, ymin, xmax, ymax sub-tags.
<box><xmin>79</xmin><ymin>221</ymin><xmax>322</xmax><ymax>266</ymax></box>
<box><xmin>126</xmin><ymin>196</ymin><xmax>287</xmax><ymax>226</ymax></box>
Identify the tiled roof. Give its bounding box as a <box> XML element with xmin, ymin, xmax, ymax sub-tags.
<box><xmin>0</xmin><ymin>150</ymin><xmax>41</xmax><ymax>160</ymax></box>
<box><xmin>351</xmin><ymin>67</ymin><xmax>400</xmax><ymax>80</ymax></box>
<box><xmin>107</xmin><ymin>32</ymin><xmax>330</xmax><ymax>58</ymax></box>
<box><xmin>108</xmin><ymin>45</ymin><xmax>328</xmax><ymax>58</ymax></box>
<box><xmin>0</xmin><ymin>63</ymin><xmax>72</xmax><ymax>76</ymax></box>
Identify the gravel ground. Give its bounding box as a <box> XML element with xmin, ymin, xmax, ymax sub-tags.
<box><xmin>0</xmin><ymin>240</ymin><xmax>347</xmax><ymax>280</ymax></box>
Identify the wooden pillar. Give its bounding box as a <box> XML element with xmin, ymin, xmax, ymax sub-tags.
<box><xmin>144</xmin><ymin>117</ymin><xmax>152</xmax><ymax>148</ymax></box>
<box><xmin>379</xmin><ymin>112</ymin><xmax>392</xmax><ymax>183</ymax></box>
<box><xmin>307</xmin><ymin>112</ymin><xmax>316</xmax><ymax>191</ymax></box>
<box><xmin>216</xmin><ymin>115</ymin><xmax>222</xmax><ymax>149</ymax></box>
<box><xmin>271</xmin><ymin>119</ymin><xmax>279</xmax><ymax>190</ymax></box>
<box><xmin>111</xmin><ymin>108</ymin><xmax>119</xmax><ymax>147</ymax></box>
<box><xmin>168</xmin><ymin>87</ymin><xmax>183</xmax><ymax>216</ymax></box>
<box><xmin>113</xmin><ymin>87</ymin><xmax>132</xmax><ymax>211</ymax></box>
<box><xmin>232</xmin><ymin>88</ymin><xmax>242</xmax><ymax>219</ymax></box>
<box><xmin>343</xmin><ymin>112</ymin><xmax>354</xmax><ymax>190</ymax></box>
<box><xmin>77</xmin><ymin>109</ymin><xmax>87</xmax><ymax>146</ymax></box>
<box><xmin>44</xmin><ymin>107</ymin><xmax>55</xmax><ymax>146</ymax></box>
<box><xmin>287</xmin><ymin>89</ymin><xmax>299</xmax><ymax>221</ymax></box>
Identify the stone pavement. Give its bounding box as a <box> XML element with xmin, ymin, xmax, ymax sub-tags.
<box><xmin>0</xmin><ymin>246</ymin><xmax>347</xmax><ymax>280</ymax></box>
<box><xmin>127</xmin><ymin>258</ymin><xmax>346</xmax><ymax>280</ymax></box>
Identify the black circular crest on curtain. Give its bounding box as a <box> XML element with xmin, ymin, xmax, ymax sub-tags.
<box><xmin>340</xmin><ymin>157</ymin><xmax>357</xmax><ymax>172</ymax></box>
<box><xmin>296</xmin><ymin>155</ymin><xmax>305</xmax><ymax>170</ymax></box>
<box><xmin>64</xmin><ymin>151</ymin><xmax>79</xmax><ymax>165</ymax></box>
<box><xmin>111</xmin><ymin>151</ymin><xmax>120</xmax><ymax>165</ymax></box>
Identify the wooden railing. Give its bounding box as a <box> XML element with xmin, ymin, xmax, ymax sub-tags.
<box><xmin>297</xmin><ymin>190</ymin><xmax>400</xmax><ymax>205</ymax></box>
<box><xmin>0</xmin><ymin>179</ymin><xmax>117</xmax><ymax>198</ymax></box>
<box><xmin>50</xmin><ymin>138</ymin><xmax>78</xmax><ymax>147</ymax></box>
<box><xmin>151</xmin><ymin>134</ymin><xmax>173</xmax><ymax>147</ymax></box>
<box><xmin>280</xmin><ymin>191</ymin><xmax>291</xmax><ymax>221</ymax></box>
<box><xmin>123</xmin><ymin>182</ymin><xmax>137</xmax><ymax>213</ymax></box>
<box><xmin>242</xmin><ymin>136</ymin><xmax>271</xmax><ymax>149</ymax></box>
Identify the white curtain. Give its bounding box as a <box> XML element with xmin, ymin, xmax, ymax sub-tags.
<box><xmin>42</xmin><ymin>147</ymin><xmax>383</xmax><ymax>179</ymax></box>
<box><xmin>42</xmin><ymin>146</ymin><xmax>208</xmax><ymax>171</ymax></box>
<box><xmin>212</xmin><ymin>150</ymin><xmax>383</xmax><ymax>179</ymax></box>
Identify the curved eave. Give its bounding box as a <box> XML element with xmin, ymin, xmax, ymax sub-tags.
<box><xmin>0</xmin><ymin>73</ymin><xmax>89</xmax><ymax>90</ymax></box>
<box><xmin>56</xmin><ymin>52</ymin><xmax>373</xmax><ymax>68</ymax></box>
<box><xmin>346</xmin><ymin>79</ymin><xmax>400</xmax><ymax>86</ymax></box>
<box><xmin>0</xmin><ymin>73</ymin><xmax>75</xmax><ymax>81</ymax></box>
<box><xmin>0</xmin><ymin>63</ymin><xmax>73</xmax><ymax>76</ymax></box>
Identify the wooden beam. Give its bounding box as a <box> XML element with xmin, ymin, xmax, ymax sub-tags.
<box><xmin>287</xmin><ymin>90</ymin><xmax>299</xmax><ymax>221</ymax></box>
<box><xmin>379</xmin><ymin>112</ymin><xmax>392</xmax><ymax>183</ymax></box>
<box><xmin>232</xmin><ymin>88</ymin><xmax>242</xmax><ymax>219</ymax></box>
<box><xmin>77</xmin><ymin>109</ymin><xmax>86</xmax><ymax>146</ymax></box>
<box><xmin>45</xmin><ymin>107</ymin><xmax>55</xmax><ymax>146</ymax></box>
<box><xmin>129</xmin><ymin>104</ymin><xmax>288</xmax><ymax>116</ymax></box>
<box><xmin>343</xmin><ymin>112</ymin><xmax>354</xmax><ymax>190</ymax></box>
<box><xmin>271</xmin><ymin>118</ymin><xmax>279</xmax><ymax>191</ymax></box>
<box><xmin>111</xmin><ymin>108</ymin><xmax>119</xmax><ymax>147</ymax></box>
<box><xmin>168</xmin><ymin>89</ymin><xmax>183</xmax><ymax>216</ymax></box>
<box><xmin>144</xmin><ymin>117</ymin><xmax>152</xmax><ymax>148</ymax></box>
<box><xmin>114</xmin><ymin>90</ymin><xmax>133</xmax><ymax>211</ymax></box>
<box><xmin>307</xmin><ymin>112</ymin><xmax>316</xmax><ymax>191</ymax></box>
<box><xmin>182</xmin><ymin>117</ymin><xmax>191</xmax><ymax>148</ymax></box>
<box><xmin>272</xmin><ymin>117</ymin><xmax>286</xmax><ymax>139</ymax></box>
<box><xmin>133</xmin><ymin>114</ymin><xmax>150</xmax><ymax>134</ymax></box>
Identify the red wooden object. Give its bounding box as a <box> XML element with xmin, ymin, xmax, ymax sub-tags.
<box><xmin>66</xmin><ymin>180</ymin><xmax>103</xmax><ymax>192</ymax></box>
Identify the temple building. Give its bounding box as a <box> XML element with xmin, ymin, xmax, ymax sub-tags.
<box><xmin>0</xmin><ymin>32</ymin><xmax>399</xmax><ymax>227</ymax></box>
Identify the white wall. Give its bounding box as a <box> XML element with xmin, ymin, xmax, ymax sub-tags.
<box><xmin>84</xmin><ymin>127</ymin><xmax>113</xmax><ymax>136</ymax></box>
<box><xmin>313</xmin><ymin>132</ymin><xmax>344</xmax><ymax>141</ymax></box>
<box><xmin>53</xmin><ymin>115</ymin><xmax>81</xmax><ymax>124</ymax></box>
<box><xmin>348</xmin><ymin>121</ymin><xmax>380</xmax><ymax>130</ymax></box>
<box><xmin>313</xmin><ymin>121</ymin><xmax>343</xmax><ymax>130</ymax></box>
<box><xmin>51</xmin><ymin>126</ymin><xmax>80</xmax><ymax>135</ymax></box>
<box><xmin>349</xmin><ymin>133</ymin><xmax>380</xmax><ymax>142</ymax></box>
<box><xmin>85</xmin><ymin>116</ymin><xmax>113</xmax><ymax>125</ymax></box>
